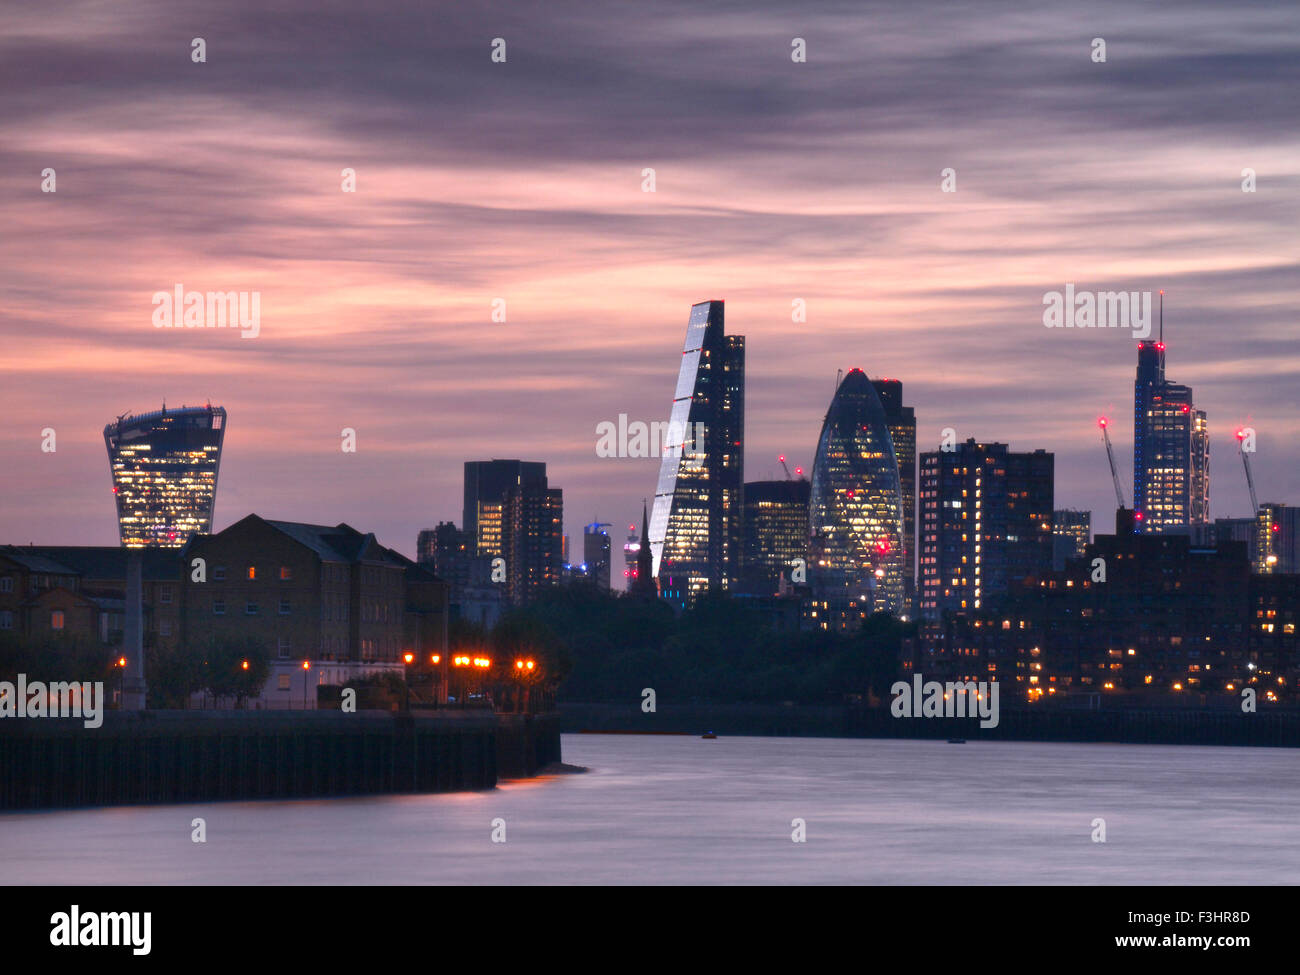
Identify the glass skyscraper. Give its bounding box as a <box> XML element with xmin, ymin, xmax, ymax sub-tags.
<box><xmin>649</xmin><ymin>300</ymin><xmax>745</xmax><ymax>608</ymax></box>
<box><xmin>808</xmin><ymin>368</ymin><xmax>906</xmax><ymax>620</ymax></box>
<box><xmin>103</xmin><ymin>403</ymin><xmax>227</xmax><ymax>547</ymax></box>
<box><xmin>1133</xmin><ymin>340</ymin><xmax>1208</xmax><ymax>532</ymax></box>
<box><xmin>871</xmin><ymin>378</ymin><xmax>916</xmax><ymax>595</ymax></box>
<box><xmin>741</xmin><ymin>478</ymin><xmax>810</xmax><ymax>594</ymax></box>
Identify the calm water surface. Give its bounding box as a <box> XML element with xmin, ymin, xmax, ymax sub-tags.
<box><xmin>2</xmin><ymin>735</ymin><xmax>1295</xmax><ymax>884</ymax></box>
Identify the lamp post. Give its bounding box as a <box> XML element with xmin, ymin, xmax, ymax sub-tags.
<box><xmin>301</xmin><ymin>660</ymin><xmax>310</xmax><ymax>710</ymax></box>
<box><xmin>402</xmin><ymin>651</ymin><xmax>414</xmax><ymax>711</ymax></box>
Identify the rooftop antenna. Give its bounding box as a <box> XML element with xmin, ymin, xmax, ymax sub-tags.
<box><xmin>1159</xmin><ymin>290</ymin><xmax>1164</xmax><ymax>344</ymax></box>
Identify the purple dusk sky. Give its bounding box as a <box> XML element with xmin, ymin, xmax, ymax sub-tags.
<box><xmin>2</xmin><ymin>0</ymin><xmax>1298</xmax><ymax>586</ymax></box>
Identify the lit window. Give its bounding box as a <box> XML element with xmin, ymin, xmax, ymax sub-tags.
<box><xmin>50</xmin><ymin>610</ymin><xmax>65</xmax><ymax>630</ymax></box>
<box><xmin>247</xmin><ymin>566</ymin><xmax>256</xmax><ymax>580</ymax></box>
<box><xmin>280</xmin><ymin>566</ymin><xmax>292</xmax><ymax>581</ymax></box>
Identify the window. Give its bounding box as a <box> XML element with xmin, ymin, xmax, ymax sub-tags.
<box><xmin>50</xmin><ymin>610</ymin><xmax>65</xmax><ymax>630</ymax></box>
<box><xmin>213</xmin><ymin>600</ymin><xmax>226</xmax><ymax>616</ymax></box>
<box><xmin>160</xmin><ymin>620</ymin><xmax>173</xmax><ymax>637</ymax></box>
<box><xmin>245</xmin><ymin>602</ymin><xmax>258</xmax><ymax>616</ymax></box>
<box><xmin>0</xmin><ymin>611</ymin><xmax>12</xmax><ymax>630</ymax></box>
<box><xmin>277</xmin><ymin>674</ymin><xmax>291</xmax><ymax>690</ymax></box>
<box><xmin>277</xmin><ymin>638</ymin><xmax>291</xmax><ymax>659</ymax></box>
<box><xmin>159</xmin><ymin>587</ymin><xmax>173</xmax><ymax>604</ymax></box>
<box><xmin>213</xmin><ymin>566</ymin><xmax>226</xmax><ymax>582</ymax></box>
<box><xmin>279</xmin><ymin>599</ymin><xmax>290</xmax><ymax>615</ymax></box>
<box><xmin>0</xmin><ymin>576</ymin><xmax>12</xmax><ymax>593</ymax></box>
<box><xmin>247</xmin><ymin>566</ymin><xmax>256</xmax><ymax>580</ymax></box>
<box><xmin>279</xmin><ymin>566</ymin><xmax>292</xmax><ymax>581</ymax></box>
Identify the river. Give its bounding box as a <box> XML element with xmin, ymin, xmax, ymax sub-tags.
<box><xmin>2</xmin><ymin>735</ymin><xmax>1294</xmax><ymax>884</ymax></box>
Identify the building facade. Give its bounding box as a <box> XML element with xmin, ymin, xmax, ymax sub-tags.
<box><xmin>1133</xmin><ymin>340</ymin><xmax>1207</xmax><ymax>532</ymax></box>
<box><xmin>871</xmin><ymin>379</ymin><xmax>917</xmax><ymax>594</ymax></box>
<box><xmin>741</xmin><ymin>479</ymin><xmax>810</xmax><ymax>595</ymax></box>
<box><xmin>649</xmin><ymin>300</ymin><xmax>745</xmax><ymax>608</ymax></box>
<box><xmin>808</xmin><ymin>368</ymin><xmax>906</xmax><ymax>625</ymax></box>
<box><xmin>919</xmin><ymin>439</ymin><xmax>1054</xmax><ymax>619</ymax></box>
<box><xmin>103</xmin><ymin>404</ymin><xmax>227</xmax><ymax>547</ymax></box>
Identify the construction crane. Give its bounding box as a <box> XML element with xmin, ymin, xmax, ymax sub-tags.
<box><xmin>1097</xmin><ymin>416</ymin><xmax>1126</xmax><ymax>508</ymax></box>
<box><xmin>1235</xmin><ymin>428</ymin><xmax>1259</xmax><ymax>515</ymax></box>
<box><xmin>777</xmin><ymin>455</ymin><xmax>804</xmax><ymax>480</ymax></box>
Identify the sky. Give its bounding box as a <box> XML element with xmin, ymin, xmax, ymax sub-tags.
<box><xmin>2</xmin><ymin>0</ymin><xmax>1298</xmax><ymax>587</ymax></box>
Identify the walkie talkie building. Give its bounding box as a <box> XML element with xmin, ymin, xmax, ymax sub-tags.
<box><xmin>104</xmin><ymin>404</ymin><xmax>227</xmax><ymax>547</ymax></box>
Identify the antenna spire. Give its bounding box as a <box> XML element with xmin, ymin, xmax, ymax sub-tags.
<box><xmin>1159</xmin><ymin>290</ymin><xmax>1164</xmax><ymax>344</ymax></box>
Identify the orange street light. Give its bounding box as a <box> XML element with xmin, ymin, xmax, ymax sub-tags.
<box><xmin>302</xmin><ymin>660</ymin><xmax>310</xmax><ymax>670</ymax></box>
<box><xmin>241</xmin><ymin>660</ymin><xmax>249</xmax><ymax>671</ymax></box>
<box><xmin>430</xmin><ymin>654</ymin><xmax>440</xmax><ymax>665</ymax></box>
<box><xmin>117</xmin><ymin>656</ymin><xmax>127</xmax><ymax>668</ymax></box>
<box><xmin>403</xmin><ymin>651</ymin><xmax>415</xmax><ymax>665</ymax></box>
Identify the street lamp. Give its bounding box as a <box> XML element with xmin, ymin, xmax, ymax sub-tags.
<box><xmin>401</xmin><ymin>651</ymin><xmax>415</xmax><ymax>711</ymax></box>
<box><xmin>302</xmin><ymin>660</ymin><xmax>310</xmax><ymax>710</ymax></box>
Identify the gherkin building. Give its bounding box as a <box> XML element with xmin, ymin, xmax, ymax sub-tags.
<box><xmin>808</xmin><ymin>368</ymin><xmax>905</xmax><ymax>615</ymax></box>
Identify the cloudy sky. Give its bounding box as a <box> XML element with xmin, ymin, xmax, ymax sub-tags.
<box><xmin>2</xmin><ymin>0</ymin><xmax>1298</xmax><ymax>583</ymax></box>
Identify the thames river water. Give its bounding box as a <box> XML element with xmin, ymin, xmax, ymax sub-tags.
<box><xmin>2</xmin><ymin>735</ymin><xmax>1295</xmax><ymax>884</ymax></box>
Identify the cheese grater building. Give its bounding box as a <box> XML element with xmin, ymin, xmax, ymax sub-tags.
<box><xmin>648</xmin><ymin>300</ymin><xmax>745</xmax><ymax>609</ymax></box>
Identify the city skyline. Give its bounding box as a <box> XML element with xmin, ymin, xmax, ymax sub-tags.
<box><xmin>3</xmin><ymin>0</ymin><xmax>1298</xmax><ymax>581</ymax></box>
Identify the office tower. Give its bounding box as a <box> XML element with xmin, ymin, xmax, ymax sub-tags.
<box><xmin>583</xmin><ymin>522</ymin><xmax>612</xmax><ymax>590</ymax></box>
<box><xmin>422</xmin><ymin>521</ymin><xmax>472</xmax><ymax>591</ymax></box>
<box><xmin>648</xmin><ymin>300</ymin><xmax>745</xmax><ymax>608</ymax></box>
<box><xmin>919</xmin><ymin>439</ymin><xmax>1054</xmax><ymax>619</ymax></box>
<box><xmin>103</xmin><ymin>403</ymin><xmax>227</xmax><ymax>548</ymax></box>
<box><xmin>463</xmin><ymin>460</ymin><xmax>547</xmax><ymax>558</ymax></box>
<box><xmin>503</xmin><ymin>478</ymin><xmax>563</xmax><ymax>606</ymax></box>
<box><xmin>1257</xmin><ymin>504</ymin><xmax>1300</xmax><ymax>574</ymax></box>
<box><xmin>741</xmin><ymin>479</ymin><xmax>810</xmax><ymax>594</ymax></box>
<box><xmin>1052</xmin><ymin>509</ymin><xmax>1091</xmax><ymax>570</ymax></box>
<box><xmin>1133</xmin><ymin>332</ymin><xmax>1207</xmax><ymax>533</ymax></box>
<box><xmin>808</xmin><ymin>368</ymin><xmax>906</xmax><ymax>621</ymax></box>
<box><xmin>871</xmin><ymin>379</ymin><xmax>917</xmax><ymax>592</ymax></box>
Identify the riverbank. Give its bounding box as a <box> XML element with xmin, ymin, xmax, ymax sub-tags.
<box><xmin>0</xmin><ymin>709</ymin><xmax>562</xmax><ymax>810</ymax></box>
<box><xmin>559</xmin><ymin>700</ymin><xmax>1300</xmax><ymax>747</ymax></box>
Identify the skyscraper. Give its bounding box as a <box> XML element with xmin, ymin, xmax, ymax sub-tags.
<box><xmin>583</xmin><ymin>521</ymin><xmax>612</xmax><ymax>590</ymax></box>
<box><xmin>919</xmin><ymin>439</ymin><xmax>1054</xmax><ymax>619</ymax></box>
<box><xmin>1133</xmin><ymin>329</ymin><xmax>1207</xmax><ymax>533</ymax></box>
<box><xmin>648</xmin><ymin>300</ymin><xmax>745</xmax><ymax>608</ymax></box>
<box><xmin>463</xmin><ymin>460</ymin><xmax>562</xmax><ymax>605</ymax></box>
<box><xmin>463</xmin><ymin>460</ymin><xmax>547</xmax><ymax>557</ymax></box>
<box><xmin>871</xmin><ymin>378</ymin><xmax>917</xmax><ymax>593</ymax></box>
<box><xmin>808</xmin><ymin>368</ymin><xmax>906</xmax><ymax>622</ymax></box>
<box><xmin>103</xmin><ymin>403</ymin><xmax>227</xmax><ymax>548</ymax></box>
<box><xmin>741</xmin><ymin>479</ymin><xmax>810</xmax><ymax>594</ymax></box>
<box><xmin>1256</xmin><ymin>504</ymin><xmax>1300</xmax><ymax>575</ymax></box>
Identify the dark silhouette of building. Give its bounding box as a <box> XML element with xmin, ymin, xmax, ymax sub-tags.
<box><xmin>649</xmin><ymin>300</ymin><xmax>744</xmax><ymax>608</ymax></box>
<box><xmin>630</xmin><ymin>503</ymin><xmax>658</xmax><ymax>599</ymax></box>
<box><xmin>919</xmin><ymin>439</ymin><xmax>1054</xmax><ymax>619</ymax></box>
<box><xmin>582</xmin><ymin>522</ymin><xmax>612</xmax><ymax>590</ymax></box>
<box><xmin>103</xmin><ymin>404</ymin><xmax>227</xmax><ymax>547</ymax></box>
